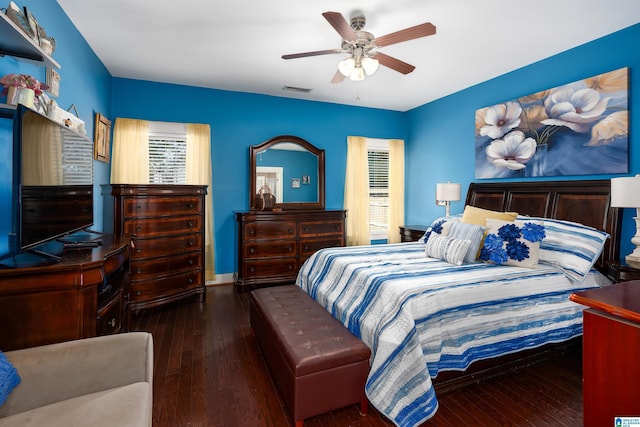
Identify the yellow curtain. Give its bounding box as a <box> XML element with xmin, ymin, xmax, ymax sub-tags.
<box><xmin>186</xmin><ymin>124</ymin><xmax>216</xmax><ymax>281</ymax></box>
<box><xmin>22</xmin><ymin>112</ymin><xmax>62</xmax><ymax>185</ymax></box>
<box><xmin>387</xmin><ymin>139</ymin><xmax>405</xmax><ymax>244</ymax></box>
<box><xmin>110</xmin><ymin>118</ymin><xmax>149</xmax><ymax>183</ymax></box>
<box><xmin>344</xmin><ymin>136</ymin><xmax>370</xmax><ymax>246</ymax></box>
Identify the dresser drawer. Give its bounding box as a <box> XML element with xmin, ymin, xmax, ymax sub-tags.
<box><xmin>129</xmin><ymin>270</ymin><xmax>202</xmax><ymax>303</ymax></box>
<box><xmin>124</xmin><ymin>215</ymin><xmax>202</xmax><ymax>237</ymax></box>
<box><xmin>300</xmin><ymin>237</ymin><xmax>345</xmax><ymax>257</ymax></box>
<box><xmin>122</xmin><ymin>196</ymin><xmax>202</xmax><ymax>217</ymax></box>
<box><xmin>132</xmin><ymin>234</ymin><xmax>202</xmax><ymax>259</ymax></box>
<box><xmin>244</xmin><ymin>240</ymin><xmax>296</xmax><ymax>258</ymax></box>
<box><xmin>299</xmin><ymin>220</ymin><xmax>344</xmax><ymax>237</ymax></box>
<box><xmin>244</xmin><ymin>221</ymin><xmax>296</xmax><ymax>240</ymax></box>
<box><xmin>97</xmin><ymin>289</ymin><xmax>123</xmax><ymax>336</ymax></box>
<box><xmin>131</xmin><ymin>252</ymin><xmax>202</xmax><ymax>280</ymax></box>
<box><xmin>242</xmin><ymin>258</ymin><xmax>298</xmax><ymax>279</ymax></box>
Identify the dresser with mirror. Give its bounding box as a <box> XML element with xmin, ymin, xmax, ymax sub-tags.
<box><xmin>235</xmin><ymin>135</ymin><xmax>346</xmax><ymax>292</ymax></box>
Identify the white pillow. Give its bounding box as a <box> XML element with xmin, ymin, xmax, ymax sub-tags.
<box><xmin>425</xmin><ymin>234</ymin><xmax>471</xmax><ymax>266</ymax></box>
<box><xmin>526</xmin><ymin>217</ymin><xmax>609</xmax><ymax>282</ymax></box>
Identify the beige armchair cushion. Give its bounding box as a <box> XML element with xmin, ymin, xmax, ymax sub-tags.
<box><xmin>0</xmin><ymin>332</ymin><xmax>153</xmax><ymax>426</ymax></box>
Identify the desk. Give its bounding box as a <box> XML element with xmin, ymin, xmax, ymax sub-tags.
<box><xmin>570</xmin><ymin>281</ymin><xmax>640</xmax><ymax>427</ymax></box>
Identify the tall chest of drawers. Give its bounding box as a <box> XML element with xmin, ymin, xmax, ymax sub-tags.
<box><xmin>235</xmin><ymin>210</ymin><xmax>346</xmax><ymax>292</ymax></box>
<box><xmin>110</xmin><ymin>184</ymin><xmax>207</xmax><ymax>313</ymax></box>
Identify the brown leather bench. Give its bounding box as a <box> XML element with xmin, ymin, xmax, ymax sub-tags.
<box><xmin>249</xmin><ymin>285</ymin><xmax>371</xmax><ymax>427</ymax></box>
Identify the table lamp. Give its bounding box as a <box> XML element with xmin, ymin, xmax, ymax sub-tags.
<box><xmin>610</xmin><ymin>175</ymin><xmax>640</xmax><ymax>264</ymax></box>
<box><xmin>436</xmin><ymin>182</ymin><xmax>461</xmax><ymax>217</ymax></box>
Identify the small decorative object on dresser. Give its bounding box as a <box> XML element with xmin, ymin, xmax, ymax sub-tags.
<box><xmin>109</xmin><ymin>184</ymin><xmax>207</xmax><ymax>314</ymax></box>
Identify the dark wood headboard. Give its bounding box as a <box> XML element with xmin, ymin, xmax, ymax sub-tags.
<box><xmin>465</xmin><ymin>180</ymin><xmax>621</xmax><ymax>274</ymax></box>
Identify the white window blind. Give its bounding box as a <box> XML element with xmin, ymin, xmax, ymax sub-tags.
<box><xmin>368</xmin><ymin>140</ymin><xmax>390</xmax><ymax>239</ymax></box>
<box><xmin>148</xmin><ymin>134</ymin><xmax>187</xmax><ymax>184</ymax></box>
<box><xmin>62</xmin><ymin>132</ymin><xmax>93</xmax><ymax>185</ymax></box>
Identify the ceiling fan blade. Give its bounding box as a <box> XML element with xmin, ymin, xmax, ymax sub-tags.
<box><xmin>282</xmin><ymin>49</ymin><xmax>341</xmax><ymax>60</ymax></box>
<box><xmin>331</xmin><ymin>70</ymin><xmax>346</xmax><ymax>84</ymax></box>
<box><xmin>322</xmin><ymin>11</ymin><xmax>357</xmax><ymax>41</ymax></box>
<box><xmin>372</xmin><ymin>52</ymin><xmax>416</xmax><ymax>74</ymax></box>
<box><xmin>373</xmin><ymin>22</ymin><xmax>436</xmax><ymax>47</ymax></box>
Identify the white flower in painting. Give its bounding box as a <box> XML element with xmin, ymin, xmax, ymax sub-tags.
<box><xmin>486</xmin><ymin>130</ymin><xmax>537</xmax><ymax>170</ymax></box>
<box><xmin>480</xmin><ymin>102</ymin><xmax>522</xmax><ymax>139</ymax></box>
<box><xmin>585</xmin><ymin>111</ymin><xmax>628</xmax><ymax>146</ymax></box>
<box><xmin>541</xmin><ymin>88</ymin><xmax>609</xmax><ymax>133</ymax></box>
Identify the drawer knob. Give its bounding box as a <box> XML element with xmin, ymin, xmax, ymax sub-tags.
<box><xmin>304</xmin><ymin>227</ymin><xmax>309</xmax><ymax>232</ymax></box>
<box><xmin>108</xmin><ymin>318</ymin><xmax>117</xmax><ymax>328</ymax></box>
<box><xmin>288</xmin><ymin>229</ymin><xmax>293</xmax><ymax>234</ymax></box>
<box><xmin>188</xmin><ymin>221</ymin><xmax>194</xmax><ymax>227</ymax></box>
<box><xmin>249</xmin><ymin>229</ymin><xmax>255</xmax><ymax>235</ymax></box>
<box><xmin>188</xmin><ymin>258</ymin><xmax>194</xmax><ymax>265</ymax></box>
<box><xmin>135</xmin><ymin>290</ymin><xmax>142</xmax><ymax>296</ymax></box>
<box><xmin>304</xmin><ymin>245</ymin><xmax>309</xmax><ymax>250</ymax></box>
<box><xmin>288</xmin><ymin>264</ymin><xmax>293</xmax><ymax>270</ymax></box>
<box><xmin>187</xmin><ymin>203</ymin><xmax>194</xmax><ymax>209</ymax></box>
<box><xmin>249</xmin><ymin>247</ymin><xmax>255</xmax><ymax>254</ymax></box>
<box><xmin>136</xmin><ymin>268</ymin><xmax>142</xmax><ymax>274</ymax></box>
<box><xmin>188</xmin><ymin>240</ymin><xmax>194</xmax><ymax>246</ymax></box>
<box><xmin>249</xmin><ymin>266</ymin><xmax>255</xmax><ymax>272</ymax></box>
<box><xmin>288</xmin><ymin>246</ymin><xmax>293</xmax><ymax>252</ymax></box>
<box><xmin>136</xmin><ymin>226</ymin><xmax>142</xmax><ymax>232</ymax></box>
<box><xmin>136</xmin><ymin>205</ymin><xmax>142</xmax><ymax>210</ymax></box>
<box><xmin>188</xmin><ymin>278</ymin><xmax>194</xmax><ymax>284</ymax></box>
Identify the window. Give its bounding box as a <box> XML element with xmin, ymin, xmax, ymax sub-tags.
<box><xmin>368</xmin><ymin>139</ymin><xmax>390</xmax><ymax>240</ymax></box>
<box><xmin>148</xmin><ymin>122</ymin><xmax>187</xmax><ymax>184</ymax></box>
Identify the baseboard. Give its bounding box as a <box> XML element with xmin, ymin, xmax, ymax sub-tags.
<box><xmin>206</xmin><ymin>273</ymin><xmax>235</xmax><ymax>286</ymax></box>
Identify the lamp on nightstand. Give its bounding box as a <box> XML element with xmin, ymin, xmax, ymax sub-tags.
<box><xmin>611</xmin><ymin>175</ymin><xmax>640</xmax><ymax>264</ymax></box>
<box><xmin>436</xmin><ymin>182</ymin><xmax>461</xmax><ymax>217</ymax></box>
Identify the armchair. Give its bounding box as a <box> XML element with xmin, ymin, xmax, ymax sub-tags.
<box><xmin>0</xmin><ymin>332</ymin><xmax>153</xmax><ymax>426</ymax></box>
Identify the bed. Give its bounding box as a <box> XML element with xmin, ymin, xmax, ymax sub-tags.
<box><xmin>295</xmin><ymin>179</ymin><xmax>621</xmax><ymax>427</ymax></box>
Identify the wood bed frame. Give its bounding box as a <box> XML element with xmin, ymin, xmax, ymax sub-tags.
<box><xmin>434</xmin><ymin>179</ymin><xmax>621</xmax><ymax>393</ymax></box>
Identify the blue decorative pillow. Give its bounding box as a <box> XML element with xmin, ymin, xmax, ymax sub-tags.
<box><xmin>448</xmin><ymin>221</ymin><xmax>485</xmax><ymax>263</ymax></box>
<box><xmin>480</xmin><ymin>219</ymin><xmax>546</xmax><ymax>268</ymax></box>
<box><xmin>0</xmin><ymin>351</ymin><xmax>20</xmax><ymax>407</ymax></box>
<box><xmin>418</xmin><ymin>215</ymin><xmax>461</xmax><ymax>243</ymax></box>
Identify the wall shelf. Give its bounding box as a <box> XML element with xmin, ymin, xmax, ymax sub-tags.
<box><xmin>0</xmin><ymin>12</ymin><xmax>60</xmax><ymax>69</ymax></box>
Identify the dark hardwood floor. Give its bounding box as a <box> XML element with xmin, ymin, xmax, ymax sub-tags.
<box><xmin>130</xmin><ymin>285</ymin><xmax>584</xmax><ymax>427</ymax></box>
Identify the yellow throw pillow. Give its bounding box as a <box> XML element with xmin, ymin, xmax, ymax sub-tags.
<box><xmin>461</xmin><ymin>205</ymin><xmax>518</xmax><ymax>226</ymax></box>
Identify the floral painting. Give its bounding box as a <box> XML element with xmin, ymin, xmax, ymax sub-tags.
<box><xmin>475</xmin><ymin>67</ymin><xmax>629</xmax><ymax>178</ymax></box>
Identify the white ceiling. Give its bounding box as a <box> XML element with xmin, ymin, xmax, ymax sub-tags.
<box><xmin>56</xmin><ymin>0</ymin><xmax>640</xmax><ymax>112</ymax></box>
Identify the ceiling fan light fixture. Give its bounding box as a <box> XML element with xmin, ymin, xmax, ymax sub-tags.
<box><xmin>362</xmin><ymin>57</ymin><xmax>379</xmax><ymax>75</ymax></box>
<box><xmin>349</xmin><ymin>66</ymin><xmax>366</xmax><ymax>81</ymax></box>
<box><xmin>338</xmin><ymin>57</ymin><xmax>356</xmax><ymax>77</ymax></box>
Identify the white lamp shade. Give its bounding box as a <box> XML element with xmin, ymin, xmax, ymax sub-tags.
<box><xmin>611</xmin><ymin>175</ymin><xmax>640</xmax><ymax>208</ymax></box>
<box><xmin>338</xmin><ymin>58</ymin><xmax>355</xmax><ymax>77</ymax></box>
<box><xmin>362</xmin><ymin>57</ymin><xmax>379</xmax><ymax>75</ymax></box>
<box><xmin>436</xmin><ymin>182</ymin><xmax>461</xmax><ymax>202</ymax></box>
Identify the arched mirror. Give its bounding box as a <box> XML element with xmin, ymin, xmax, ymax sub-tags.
<box><xmin>249</xmin><ymin>135</ymin><xmax>325</xmax><ymax>210</ymax></box>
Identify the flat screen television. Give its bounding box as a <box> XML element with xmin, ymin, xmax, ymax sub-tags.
<box><xmin>1</xmin><ymin>105</ymin><xmax>94</xmax><ymax>263</ymax></box>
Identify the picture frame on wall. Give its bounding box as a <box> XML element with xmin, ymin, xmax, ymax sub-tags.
<box><xmin>291</xmin><ymin>178</ymin><xmax>300</xmax><ymax>188</ymax></box>
<box><xmin>94</xmin><ymin>113</ymin><xmax>112</xmax><ymax>163</ymax></box>
<box><xmin>46</xmin><ymin>68</ymin><xmax>60</xmax><ymax>97</ymax></box>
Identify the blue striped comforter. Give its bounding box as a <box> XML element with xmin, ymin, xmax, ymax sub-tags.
<box><xmin>296</xmin><ymin>242</ymin><xmax>610</xmax><ymax>427</ymax></box>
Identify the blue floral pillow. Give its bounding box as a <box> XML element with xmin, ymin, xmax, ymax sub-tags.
<box><xmin>0</xmin><ymin>351</ymin><xmax>20</xmax><ymax>407</ymax></box>
<box><xmin>480</xmin><ymin>219</ymin><xmax>545</xmax><ymax>268</ymax></box>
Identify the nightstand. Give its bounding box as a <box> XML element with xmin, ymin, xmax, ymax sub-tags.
<box><xmin>399</xmin><ymin>225</ymin><xmax>427</xmax><ymax>242</ymax></box>
<box><xmin>606</xmin><ymin>260</ymin><xmax>640</xmax><ymax>283</ymax></box>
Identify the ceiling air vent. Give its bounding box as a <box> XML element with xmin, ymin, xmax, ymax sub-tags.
<box><xmin>282</xmin><ymin>86</ymin><xmax>312</xmax><ymax>93</ymax></box>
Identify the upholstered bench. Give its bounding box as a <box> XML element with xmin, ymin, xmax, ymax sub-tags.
<box><xmin>249</xmin><ymin>285</ymin><xmax>371</xmax><ymax>427</ymax></box>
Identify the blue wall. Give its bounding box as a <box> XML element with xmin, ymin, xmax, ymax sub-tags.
<box><xmin>110</xmin><ymin>78</ymin><xmax>406</xmax><ymax>275</ymax></box>
<box><xmin>1</xmin><ymin>1</ymin><xmax>638</xmax><ymax>274</ymax></box>
<box><xmin>405</xmin><ymin>23</ymin><xmax>640</xmax><ymax>257</ymax></box>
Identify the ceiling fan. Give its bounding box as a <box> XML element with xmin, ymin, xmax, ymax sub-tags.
<box><xmin>282</xmin><ymin>11</ymin><xmax>436</xmax><ymax>83</ymax></box>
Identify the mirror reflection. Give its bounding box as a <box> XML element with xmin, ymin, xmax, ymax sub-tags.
<box><xmin>249</xmin><ymin>135</ymin><xmax>325</xmax><ymax>211</ymax></box>
<box><xmin>256</xmin><ymin>142</ymin><xmax>318</xmax><ymax>204</ymax></box>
